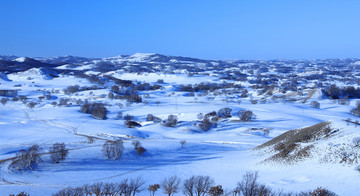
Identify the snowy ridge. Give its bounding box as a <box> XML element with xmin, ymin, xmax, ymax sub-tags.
<box><xmin>8</xmin><ymin>67</ymin><xmax>59</xmax><ymax>80</ymax></box>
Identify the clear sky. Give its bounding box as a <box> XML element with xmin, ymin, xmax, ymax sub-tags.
<box><xmin>0</xmin><ymin>0</ymin><xmax>359</xmax><ymax>59</ymax></box>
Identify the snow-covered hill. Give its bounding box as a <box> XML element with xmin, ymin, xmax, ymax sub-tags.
<box><xmin>0</xmin><ymin>54</ymin><xmax>360</xmax><ymax>195</ymax></box>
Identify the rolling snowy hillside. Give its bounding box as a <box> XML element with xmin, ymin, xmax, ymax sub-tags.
<box><xmin>0</xmin><ymin>54</ymin><xmax>360</xmax><ymax>195</ymax></box>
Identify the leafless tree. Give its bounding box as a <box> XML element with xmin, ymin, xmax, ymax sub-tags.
<box><xmin>49</xmin><ymin>142</ymin><xmax>69</xmax><ymax>163</ymax></box>
<box><xmin>162</xmin><ymin>176</ymin><xmax>181</xmax><ymax>196</ymax></box>
<box><xmin>180</xmin><ymin>140</ymin><xmax>186</xmax><ymax>148</ymax></box>
<box><xmin>12</xmin><ymin>144</ymin><xmax>40</xmax><ymax>171</ymax></box>
<box><xmin>128</xmin><ymin>177</ymin><xmax>146</xmax><ymax>196</ymax></box>
<box><xmin>102</xmin><ymin>140</ymin><xmax>124</xmax><ymax>160</ymax></box>
<box><xmin>194</xmin><ymin>176</ymin><xmax>215</xmax><ymax>196</ymax></box>
<box><xmin>183</xmin><ymin>176</ymin><xmax>196</xmax><ymax>196</ymax></box>
<box><xmin>183</xmin><ymin>175</ymin><xmax>215</xmax><ymax>196</ymax></box>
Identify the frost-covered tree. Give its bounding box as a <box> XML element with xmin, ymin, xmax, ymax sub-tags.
<box><xmin>49</xmin><ymin>142</ymin><xmax>69</xmax><ymax>164</ymax></box>
<box><xmin>102</xmin><ymin>140</ymin><xmax>124</xmax><ymax>160</ymax></box>
<box><xmin>12</xmin><ymin>145</ymin><xmax>40</xmax><ymax>171</ymax></box>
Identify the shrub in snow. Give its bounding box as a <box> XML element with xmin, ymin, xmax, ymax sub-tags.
<box><xmin>250</xmin><ymin>99</ymin><xmax>258</xmax><ymax>104</ymax></box>
<box><xmin>209</xmin><ymin>185</ymin><xmax>224</xmax><ymax>196</ymax></box>
<box><xmin>11</xmin><ymin>145</ymin><xmax>40</xmax><ymax>171</ymax></box>
<box><xmin>205</xmin><ymin>111</ymin><xmax>217</xmax><ymax>118</ymax></box>
<box><xmin>49</xmin><ymin>143</ymin><xmax>69</xmax><ymax>164</ymax></box>
<box><xmin>0</xmin><ymin>97</ymin><xmax>9</xmax><ymax>106</ymax></box>
<box><xmin>218</xmin><ymin>108</ymin><xmax>232</xmax><ymax>118</ymax></box>
<box><xmin>237</xmin><ymin>110</ymin><xmax>255</xmax><ymax>122</ymax></box>
<box><xmin>26</xmin><ymin>102</ymin><xmax>37</xmax><ymax>109</ymax></box>
<box><xmin>125</xmin><ymin>120</ymin><xmax>141</xmax><ymax>128</ymax></box>
<box><xmin>19</xmin><ymin>95</ymin><xmax>27</xmax><ymax>103</ymax></box>
<box><xmin>263</xmin><ymin>128</ymin><xmax>270</xmax><ymax>137</ymax></box>
<box><xmin>102</xmin><ymin>140</ymin><xmax>124</xmax><ymax>160</ymax></box>
<box><xmin>108</xmin><ymin>92</ymin><xmax>114</xmax><ymax>99</ymax></box>
<box><xmin>124</xmin><ymin>114</ymin><xmax>134</xmax><ymax>121</ymax></box>
<box><xmin>147</xmin><ymin>114</ymin><xmax>157</xmax><ymax>121</ymax></box>
<box><xmin>8</xmin><ymin>192</ymin><xmax>29</xmax><ymax>196</ymax></box>
<box><xmin>183</xmin><ymin>175</ymin><xmax>214</xmax><ymax>196</ymax></box>
<box><xmin>310</xmin><ymin>100</ymin><xmax>320</xmax><ymax>109</ymax></box>
<box><xmin>51</xmin><ymin>101</ymin><xmax>57</xmax><ymax>107</ymax></box>
<box><xmin>163</xmin><ymin>115</ymin><xmax>178</xmax><ymax>127</ymax></box>
<box><xmin>199</xmin><ymin>117</ymin><xmax>216</xmax><ymax>131</ymax></box>
<box><xmin>136</xmin><ymin>146</ymin><xmax>146</xmax><ymax>157</ymax></box>
<box><xmin>307</xmin><ymin>187</ymin><xmax>338</xmax><ymax>196</ymax></box>
<box><xmin>132</xmin><ymin>141</ymin><xmax>146</xmax><ymax>157</ymax></box>
<box><xmin>12</xmin><ymin>96</ymin><xmax>19</xmax><ymax>102</ymax></box>
<box><xmin>63</xmin><ymin>85</ymin><xmax>80</xmax><ymax>95</ymax></box>
<box><xmin>161</xmin><ymin>176</ymin><xmax>181</xmax><ymax>196</ymax></box>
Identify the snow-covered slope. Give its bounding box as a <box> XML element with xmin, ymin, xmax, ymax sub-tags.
<box><xmin>0</xmin><ymin>72</ymin><xmax>11</xmax><ymax>81</ymax></box>
<box><xmin>8</xmin><ymin>67</ymin><xmax>59</xmax><ymax>80</ymax></box>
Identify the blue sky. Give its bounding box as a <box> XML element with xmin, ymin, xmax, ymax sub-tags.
<box><xmin>0</xmin><ymin>0</ymin><xmax>359</xmax><ymax>59</ymax></box>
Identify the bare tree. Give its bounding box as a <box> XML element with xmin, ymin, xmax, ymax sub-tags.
<box><xmin>194</xmin><ymin>176</ymin><xmax>215</xmax><ymax>196</ymax></box>
<box><xmin>102</xmin><ymin>140</ymin><xmax>124</xmax><ymax>160</ymax></box>
<box><xmin>49</xmin><ymin>142</ymin><xmax>69</xmax><ymax>163</ymax></box>
<box><xmin>128</xmin><ymin>177</ymin><xmax>146</xmax><ymax>196</ymax></box>
<box><xmin>183</xmin><ymin>175</ymin><xmax>215</xmax><ymax>196</ymax></box>
<box><xmin>180</xmin><ymin>140</ymin><xmax>186</xmax><ymax>148</ymax></box>
<box><xmin>234</xmin><ymin>171</ymin><xmax>276</xmax><ymax>196</ymax></box>
<box><xmin>162</xmin><ymin>176</ymin><xmax>181</xmax><ymax>196</ymax></box>
<box><xmin>12</xmin><ymin>144</ymin><xmax>40</xmax><ymax>171</ymax></box>
<box><xmin>183</xmin><ymin>176</ymin><xmax>196</xmax><ymax>196</ymax></box>
<box><xmin>148</xmin><ymin>184</ymin><xmax>161</xmax><ymax>196</ymax></box>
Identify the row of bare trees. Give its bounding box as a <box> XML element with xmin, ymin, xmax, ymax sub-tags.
<box><xmin>52</xmin><ymin>172</ymin><xmax>337</xmax><ymax>196</ymax></box>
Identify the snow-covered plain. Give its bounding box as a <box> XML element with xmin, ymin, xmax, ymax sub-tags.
<box><xmin>0</xmin><ymin>55</ymin><xmax>360</xmax><ymax>195</ymax></box>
